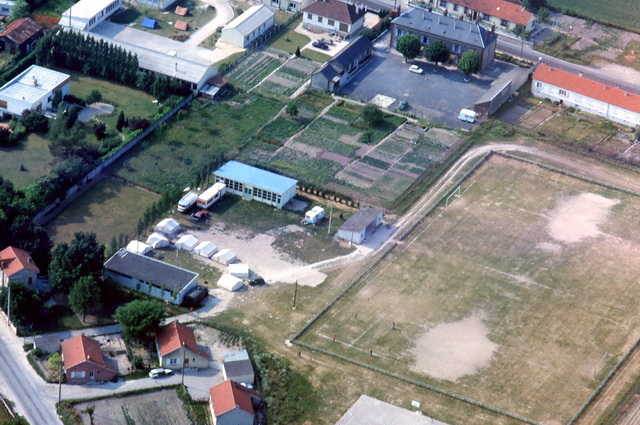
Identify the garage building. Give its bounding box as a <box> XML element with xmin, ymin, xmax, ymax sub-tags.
<box><xmin>214</xmin><ymin>161</ymin><xmax>297</xmax><ymax>209</ymax></box>
<box><xmin>338</xmin><ymin>208</ymin><xmax>382</xmax><ymax>244</ymax></box>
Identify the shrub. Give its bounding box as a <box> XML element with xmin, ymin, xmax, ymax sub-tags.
<box><xmin>20</xmin><ymin>109</ymin><xmax>48</xmax><ymax>133</ymax></box>
<box><xmin>128</xmin><ymin>117</ymin><xmax>149</xmax><ymax>132</ymax></box>
<box><xmin>93</xmin><ymin>122</ymin><xmax>107</xmax><ymax>140</ymax></box>
<box><xmin>85</xmin><ymin>89</ymin><xmax>102</xmax><ymax>104</ymax></box>
<box><xmin>31</xmin><ymin>347</ymin><xmax>43</xmax><ymax>357</ymax></box>
<box><xmin>0</xmin><ymin>126</ymin><xmax>13</xmax><ymax>147</ymax></box>
<box><xmin>131</xmin><ymin>355</ymin><xmax>144</xmax><ymax>369</ymax></box>
<box><xmin>63</xmin><ymin>94</ymin><xmax>86</xmax><ymax>107</ymax></box>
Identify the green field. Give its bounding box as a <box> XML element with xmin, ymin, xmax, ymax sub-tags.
<box><xmin>547</xmin><ymin>0</ymin><xmax>640</xmax><ymax>32</ymax></box>
<box><xmin>45</xmin><ymin>176</ymin><xmax>160</xmax><ymax>244</ymax></box>
<box><xmin>0</xmin><ymin>133</ymin><xmax>54</xmax><ymax>189</ymax></box>
<box><xmin>267</xmin><ymin>17</ymin><xmax>310</xmax><ymax>53</ymax></box>
<box><xmin>297</xmin><ymin>154</ymin><xmax>640</xmax><ymax>423</ymax></box>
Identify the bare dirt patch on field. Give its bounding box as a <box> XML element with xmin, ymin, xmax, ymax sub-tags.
<box><xmin>547</xmin><ymin>193</ymin><xmax>619</xmax><ymax>243</ymax></box>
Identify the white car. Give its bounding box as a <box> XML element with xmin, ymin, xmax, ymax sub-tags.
<box><xmin>409</xmin><ymin>65</ymin><xmax>424</xmax><ymax>74</ymax></box>
<box><xmin>149</xmin><ymin>368</ymin><xmax>173</xmax><ymax>378</ymax></box>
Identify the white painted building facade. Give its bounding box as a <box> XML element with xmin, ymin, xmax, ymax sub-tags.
<box><xmin>0</xmin><ymin>65</ymin><xmax>70</xmax><ymax>117</ymax></box>
<box><xmin>61</xmin><ymin>0</ymin><xmax>122</xmax><ymax>31</ymax></box>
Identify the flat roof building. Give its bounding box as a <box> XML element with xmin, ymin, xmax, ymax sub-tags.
<box><xmin>338</xmin><ymin>208</ymin><xmax>382</xmax><ymax>245</ymax></box>
<box><xmin>220</xmin><ymin>5</ymin><xmax>276</xmax><ymax>48</ymax></box>
<box><xmin>104</xmin><ymin>249</ymin><xmax>199</xmax><ymax>305</ymax></box>
<box><xmin>0</xmin><ymin>65</ymin><xmax>70</xmax><ymax>117</ymax></box>
<box><xmin>61</xmin><ymin>0</ymin><xmax>122</xmax><ymax>31</ymax></box>
<box><xmin>214</xmin><ymin>161</ymin><xmax>297</xmax><ymax>209</ymax></box>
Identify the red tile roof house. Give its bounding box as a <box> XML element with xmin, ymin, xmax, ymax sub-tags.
<box><xmin>156</xmin><ymin>321</ymin><xmax>211</xmax><ymax>369</ymax></box>
<box><xmin>0</xmin><ymin>246</ymin><xmax>40</xmax><ymax>288</ymax></box>
<box><xmin>427</xmin><ymin>0</ymin><xmax>536</xmax><ymax>32</ymax></box>
<box><xmin>0</xmin><ymin>17</ymin><xmax>45</xmax><ymax>53</ymax></box>
<box><xmin>532</xmin><ymin>65</ymin><xmax>640</xmax><ymax>129</ymax></box>
<box><xmin>61</xmin><ymin>335</ymin><xmax>117</xmax><ymax>383</ymax></box>
<box><xmin>209</xmin><ymin>380</ymin><xmax>261</xmax><ymax>425</ymax></box>
<box><xmin>303</xmin><ymin>0</ymin><xmax>366</xmax><ymax>39</ymax></box>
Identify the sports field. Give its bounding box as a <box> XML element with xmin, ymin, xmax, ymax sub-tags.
<box><xmin>298</xmin><ymin>154</ymin><xmax>640</xmax><ymax>424</ymax></box>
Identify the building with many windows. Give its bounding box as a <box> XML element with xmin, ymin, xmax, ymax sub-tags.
<box><xmin>423</xmin><ymin>0</ymin><xmax>535</xmax><ymax>32</ymax></box>
<box><xmin>220</xmin><ymin>5</ymin><xmax>276</xmax><ymax>48</ymax></box>
<box><xmin>61</xmin><ymin>0</ymin><xmax>122</xmax><ymax>31</ymax></box>
<box><xmin>391</xmin><ymin>8</ymin><xmax>498</xmax><ymax>71</ymax></box>
<box><xmin>302</xmin><ymin>0</ymin><xmax>366</xmax><ymax>38</ymax></box>
<box><xmin>214</xmin><ymin>161</ymin><xmax>297</xmax><ymax>209</ymax></box>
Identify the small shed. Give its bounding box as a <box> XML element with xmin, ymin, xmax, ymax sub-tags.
<box><xmin>176</xmin><ymin>235</ymin><xmax>199</xmax><ymax>252</ymax></box>
<box><xmin>229</xmin><ymin>263</ymin><xmax>249</xmax><ymax>279</ymax></box>
<box><xmin>125</xmin><ymin>240</ymin><xmax>152</xmax><ymax>255</ymax></box>
<box><xmin>174</xmin><ymin>20</ymin><xmax>188</xmax><ymax>31</ymax></box>
<box><xmin>141</xmin><ymin>17</ymin><xmax>157</xmax><ymax>29</ymax></box>
<box><xmin>175</xmin><ymin>6</ymin><xmax>188</xmax><ymax>16</ymax></box>
<box><xmin>146</xmin><ymin>232</ymin><xmax>170</xmax><ymax>249</ymax></box>
<box><xmin>212</xmin><ymin>248</ymin><xmax>237</xmax><ymax>265</ymax></box>
<box><xmin>194</xmin><ymin>241</ymin><xmax>218</xmax><ymax>258</ymax></box>
<box><xmin>33</xmin><ymin>334</ymin><xmax>61</xmax><ymax>354</ymax></box>
<box><xmin>154</xmin><ymin>218</ymin><xmax>181</xmax><ymax>236</ymax></box>
<box><xmin>337</xmin><ymin>208</ymin><xmax>383</xmax><ymax>245</ymax></box>
<box><xmin>218</xmin><ymin>274</ymin><xmax>244</xmax><ymax>292</ymax></box>
<box><xmin>222</xmin><ymin>349</ymin><xmax>255</xmax><ymax>385</ymax></box>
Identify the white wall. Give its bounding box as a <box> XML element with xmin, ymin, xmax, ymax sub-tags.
<box><xmin>105</xmin><ymin>270</ymin><xmax>197</xmax><ymax>304</ymax></box>
<box><xmin>303</xmin><ymin>13</ymin><xmax>364</xmax><ymax>37</ymax></box>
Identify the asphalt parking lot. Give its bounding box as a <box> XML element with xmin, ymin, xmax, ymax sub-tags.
<box><xmin>341</xmin><ymin>44</ymin><xmax>517</xmax><ymax>129</ymax></box>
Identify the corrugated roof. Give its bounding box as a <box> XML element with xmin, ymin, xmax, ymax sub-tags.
<box><xmin>340</xmin><ymin>208</ymin><xmax>381</xmax><ymax>232</ymax></box>
<box><xmin>303</xmin><ymin>0</ymin><xmax>366</xmax><ymax>25</ymax></box>
<box><xmin>61</xmin><ymin>335</ymin><xmax>116</xmax><ymax>372</ymax></box>
<box><xmin>0</xmin><ymin>17</ymin><xmax>43</xmax><ymax>45</ymax></box>
<box><xmin>0</xmin><ymin>246</ymin><xmax>40</xmax><ymax>276</ymax></box>
<box><xmin>0</xmin><ymin>65</ymin><xmax>69</xmax><ymax>105</ymax></box>
<box><xmin>104</xmin><ymin>249</ymin><xmax>198</xmax><ymax>293</ymax></box>
<box><xmin>533</xmin><ymin>66</ymin><xmax>640</xmax><ymax>114</ymax></box>
<box><xmin>214</xmin><ymin>161</ymin><xmax>297</xmax><ymax>194</ymax></box>
<box><xmin>156</xmin><ymin>321</ymin><xmax>210</xmax><ymax>359</ymax></box>
<box><xmin>224</xmin><ymin>5</ymin><xmax>275</xmax><ymax>36</ymax></box>
<box><xmin>393</xmin><ymin>9</ymin><xmax>496</xmax><ymax>49</ymax></box>
<box><xmin>62</xmin><ymin>0</ymin><xmax>121</xmax><ymax>20</ymax></box>
<box><xmin>209</xmin><ymin>380</ymin><xmax>260</xmax><ymax>417</ymax></box>
<box><xmin>446</xmin><ymin>0</ymin><xmax>533</xmax><ymax>26</ymax></box>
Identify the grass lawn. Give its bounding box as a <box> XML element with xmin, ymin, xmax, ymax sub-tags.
<box><xmin>258</xmin><ymin>116</ymin><xmax>304</xmax><ymax>143</ymax></box>
<box><xmin>298</xmin><ymin>154</ymin><xmax>640</xmax><ymax>424</ymax></box>
<box><xmin>533</xmin><ymin>33</ymin><xmax>589</xmax><ymax>65</ymax></box>
<box><xmin>267</xmin><ymin>17</ymin><xmax>310</xmax><ymax>53</ymax></box>
<box><xmin>45</xmin><ymin>176</ymin><xmax>160</xmax><ymax>245</ymax></box>
<box><xmin>547</xmin><ymin>0</ymin><xmax>640</xmax><ymax>33</ymax></box>
<box><xmin>32</xmin><ymin>0</ymin><xmax>69</xmax><ymax>17</ymax></box>
<box><xmin>0</xmin><ymin>133</ymin><xmax>54</xmax><ymax>189</ymax></box>
<box><xmin>0</xmin><ymin>398</ymin><xmax>12</xmax><ymax>422</ymax></box>
<box><xmin>111</xmin><ymin>95</ymin><xmax>282</xmax><ymax>192</ymax></box>
<box><xmin>301</xmin><ymin>49</ymin><xmax>331</xmax><ymax>63</ymax></box>
<box><xmin>617</xmin><ymin>40</ymin><xmax>640</xmax><ymax>72</ymax></box>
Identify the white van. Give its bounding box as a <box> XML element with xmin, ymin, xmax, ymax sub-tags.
<box><xmin>458</xmin><ymin>108</ymin><xmax>477</xmax><ymax>123</ymax></box>
<box><xmin>177</xmin><ymin>192</ymin><xmax>198</xmax><ymax>213</ymax></box>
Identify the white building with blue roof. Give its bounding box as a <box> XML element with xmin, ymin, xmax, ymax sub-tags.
<box><xmin>214</xmin><ymin>161</ymin><xmax>297</xmax><ymax>209</ymax></box>
<box><xmin>0</xmin><ymin>65</ymin><xmax>70</xmax><ymax>118</ymax></box>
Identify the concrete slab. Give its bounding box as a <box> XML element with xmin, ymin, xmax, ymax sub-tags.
<box><xmin>336</xmin><ymin>395</ymin><xmax>450</xmax><ymax>425</ymax></box>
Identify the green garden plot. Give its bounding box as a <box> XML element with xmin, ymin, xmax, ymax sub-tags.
<box><xmin>269</xmin><ymin>148</ymin><xmax>342</xmax><ymax>184</ymax></box>
<box><xmin>296</xmin><ymin>118</ymin><xmax>360</xmax><ymax>157</ymax></box>
<box><xmin>226</xmin><ymin>52</ymin><xmax>285</xmax><ymax>89</ymax></box>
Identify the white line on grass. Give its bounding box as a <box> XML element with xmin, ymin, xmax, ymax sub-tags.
<box><xmin>480</xmin><ymin>265</ymin><xmax>573</xmax><ymax>296</ymax></box>
<box><xmin>351</xmin><ymin>316</ymin><xmax>384</xmax><ymax>347</ymax></box>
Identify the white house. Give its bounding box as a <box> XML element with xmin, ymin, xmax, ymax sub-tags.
<box><xmin>0</xmin><ymin>246</ymin><xmax>40</xmax><ymax>288</ymax></box>
<box><xmin>0</xmin><ymin>65</ymin><xmax>70</xmax><ymax>118</ymax></box>
<box><xmin>220</xmin><ymin>5</ymin><xmax>276</xmax><ymax>48</ymax></box>
<box><xmin>302</xmin><ymin>0</ymin><xmax>366</xmax><ymax>38</ymax></box>
<box><xmin>532</xmin><ymin>65</ymin><xmax>640</xmax><ymax>128</ymax></box>
<box><xmin>104</xmin><ymin>249</ymin><xmax>199</xmax><ymax>305</ymax></box>
<box><xmin>257</xmin><ymin>0</ymin><xmax>313</xmax><ymax>13</ymax></box>
<box><xmin>61</xmin><ymin>0</ymin><xmax>122</xmax><ymax>31</ymax></box>
<box><xmin>133</xmin><ymin>0</ymin><xmax>178</xmax><ymax>9</ymax></box>
<box><xmin>0</xmin><ymin>1</ymin><xmax>14</xmax><ymax>17</ymax></box>
<box><xmin>338</xmin><ymin>208</ymin><xmax>383</xmax><ymax>245</ymax></box>
<box><xmin>155</xmin><ymin>321</ymin><xmax>210</xmax><ymax>369</ymax></box>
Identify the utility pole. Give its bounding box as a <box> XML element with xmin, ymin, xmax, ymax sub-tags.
<box><xmin>58</xmin><ymin>362</ymin><xmax>63</xmax><ymax>403</ymax></box>
<box><xmin>292</xmin><ymin>280</ymin><xmax>298</xmax><ymax>310</ymax></box>
<box><xmin>181</xmin><ymin>341</ymin><xmax>186</xmax><ymax>385</ymax></box>
<box><xmin>7</xmin><ymin>284</ymin><xmax>10</xmax><ymax>325</ymax></box>
<box><xmin>328</xmin><ymin>206</ymin><xmax>333</xmax><ymax>235</ymax></box>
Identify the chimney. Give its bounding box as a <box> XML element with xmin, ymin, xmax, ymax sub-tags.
<box><xmin>579</xmin><ymin>71</ymin><xmax>583</xmax><ymax>77</ymax></box>
<box><xmin>625</xmin><ymin>92</ymin><xmax>629</xmax><ymax>96</ymax></box>
<box><xmin>87</xmin><ymin>355</ymin><xmax>91</xmax><ymax>360</ymax></box>
<box><xmin>32</xmin><ymin>76</ymin><xmax>37</xmax><ymax>87</ymax></box>
<box><xmin>603</xmin><ymin>85</ymin><xmax>607</xmax><ymax>89</ymax></box>
<box><xmin>1</xmin><ymin>261</ymin><xmax>4</xmax><ymax>269</ymax></box>
<box><xmin>616</xmin><ymin>85</ymin><xmax>620</xmax><ymax>89</ymax></box>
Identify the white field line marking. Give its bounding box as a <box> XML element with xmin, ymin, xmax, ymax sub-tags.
<box><xmin>351</xmin><ymin>315</ymin><xmax>384</xmax><ymax>347</ymax></box>
<box><xmin>522</xmin><ymin>370</ymin><xmax>553</xmax><ymax>406</ymax></box>
<box><xmin>481</xmin><ymin>265</ymin><xmax>572</xmax><ymax>296</ymax></box>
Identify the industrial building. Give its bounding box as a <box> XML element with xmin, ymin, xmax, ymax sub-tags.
<box><xmin>61</xmin><ymin>0</ymin><xmax>122</xmax><ymax>31</ymax></box>
<box><xmin>0</xmin><ymin>65</ymin><xmax>70</xmax><ymax>118</ymax></box>
<box><xmin>214</xmin><ymin>161</ymin><xmax>297</xmax><ymax>209</ymax></box>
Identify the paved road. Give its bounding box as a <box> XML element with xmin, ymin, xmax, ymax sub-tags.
<box><xmin>186</xmin><ymin>0</ymin><xmax>234</xmax><ymax>47</ymax></box>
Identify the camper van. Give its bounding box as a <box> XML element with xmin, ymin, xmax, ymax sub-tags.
<box><xmin>458</xmin><ymin>109</ymin><xmax>477</xmax><ymax>123</ymax></box>
<box><xmin>302</xmin><ymin>206</ymin><xmax>325</xmax><ymax>225</ymax></box>
<box><xmin>197</xmin><ymin>183</ymin><xmax>227</xmax><ymax>209</ymax></box>
<box><xmin>177</xmin><ymin>192</ymin><xmax>198</xmax><ymax>212</ymax></box>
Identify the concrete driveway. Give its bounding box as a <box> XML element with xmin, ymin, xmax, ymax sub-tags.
<box><xmin>187</xmin><ymin>0</ymin><xmax>234</xmax><ymax>46</ymax></box>
<box><xmin>340</xmin><ymin>46</ymin><xmax>512</xmax><ymax>129</ymax></box>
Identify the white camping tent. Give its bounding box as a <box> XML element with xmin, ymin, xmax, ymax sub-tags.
<box><xmin>146</xmin><ymin>232</ymin><xmax>170</xmax><ymax>249</ymax></box>
<box><xmin>175</xmin><ymin>235</ymin><xmax>198</xmax><ymax>252</ymax></box>
<box><xmin>213</xmin><ymin>248</ymin><xmax>237</xmax><ymax>265</ymax></box>
<box><xmin>125</xmin><ymin>241</ymin><xmax>152</xmax><ymax>255</ymax></box>
<box><xmin>154</xmin><ymin>218</ymin><xmax>181</xmax><ymax>236</ymax></box>
<box><xmin>194</xmin><ymin>241</ymin><xmax>218</xmax><ymax>258</ymax></box>
<box><xmin>218</xmin><ymin>274</ymin><xmax>244</xmax><ymax>292</ymax></box>
<box><xmin>229</xmin><ymin>263</ymin><xmax>249</xmax><ymax>279</ymax></box>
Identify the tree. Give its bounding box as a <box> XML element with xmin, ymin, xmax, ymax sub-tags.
<box><xmin>360</xmin><ymin>104</ymin><xmax>383</xmax><ymax>128</ymax></box>
<box><xmin>20</xmin><ymin>109</ymin><xmax>49</xmax><ymax>133</ymax></box>
<box><xmin>114</xmin><ymin>300</ymin><xmax>165</xmax><ymax>341</ymax></box>
<box><xmin>48</xmin><ymin>232</ymin><xmax>105</xmax><ymax>294</ymax></box>
<box><xmin>424</xmin><ymin>40</ymin><xmax>450</xmax><ymax>66</ymax></box>
<box><xmin>93</xmin><ymin>122</ymin><xmax>107</xmax><ymax>140</ymax></box>
<box><xmin>116</xmin><ymin>111</ymin><xmax>126</xmax><ymax>132</ymax></box>
<box><xmin>0</xmin><ymin>282</ymin><xmax>42</xmax><ymax>327</ymax></box>
<box><xmin>537</xmin><ymin>7</ymin><xmax>550</xmax><ymax>22</ymax></box>
<box><xmin>458</xmin><ymin>50</ymin><xmax>481</xmax><ymax>80</ymax></box>
<box><xmin>286</xmin><ymin>101</ymin><xmax>299</xmax><ymax>119</ymax></box>
<box><xmin>47</xmin><ymin>352</ymin><xmax>62</xmax><ymax>370</ymax></box>
<box><xmin>86</xmin><ymin>89</ymin><xmax>102</xmax><ymax>104</ymax></box>
<box><xmin>295</xmin><ymin>46</ymin><xmax>301</xmax><ymax>57</ymax></box>
<box><xmin>513</xmin><ymin>24</ymin><xmax>525</xmax><ymax>37</ymax></box>
<box><xmin>359</xmin><ymin>28</ymin><xmax>379</xmax><ymax>40</ymax></box>
<box><xmin>396</xmin><ymin>34</ymin><xmax>421</xmax><ymax>62</ymax></box>
<box><xmin>523</xmin><ymin>0</ymin><xmax>546</xmax><ymax>12</ymax></box>
<box><xmin>9</xmin><ymin>216</ymin><xmax>51</xmax><ymax>269</ymax></box>
<box><xmin>9</xmin><ymin>0</ymin><xmax>30</xmax><ymax>22</ymax></box>
<box><xmin>69</xmin><ymin>276</ymin><xmax>101</xmax><ymax>321</ymax></box>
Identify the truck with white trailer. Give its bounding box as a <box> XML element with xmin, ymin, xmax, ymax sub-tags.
<box><xmin>302</xmin><ymin>206</ymin><xmax>325</xmax><ymax>225</ymax></box>
<box><xmin>177</xmin><ymin>192</ymin><xmax>198</xmax><ymax>212</ymax></box>
<box><xmin>197</xmin><ymin>183</ymin><xmax>227</xmax><ymax>209</ymax></box>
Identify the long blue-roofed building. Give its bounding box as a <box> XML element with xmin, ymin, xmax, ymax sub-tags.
<box><xmin>214</xmin><ymin>161</ymin><xmax>298</xmax><ymax>209</ymax></box>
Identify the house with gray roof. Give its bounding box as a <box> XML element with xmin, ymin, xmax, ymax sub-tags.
<box><xmin>303</xmin><ymin>0</ymin><xmax>366</xmax><ymax>38</ymax></box>
<box><xmin>220</xmin><ymin>5</ymin><xmax>276</xmax><ymax>48</ymax></box>
<box><xmin>222</xmin><ymin>350</ymin><xmax>255</xmax><ymax>385</ymax></box>
<box><xmin>391</xmin><ymin>8</ymin><xmax>498</xmax><ymax>71</ymax></box>
<box><xmin>338</xmin><ymin>208</ymin><xmax>382</xmax><ymax>245</ymax></box>
<box><xmin>311</xmin><ymin>35</ymin><xmax>372</xmax><ymax>92</ymax></box>
<box><xmin>104</xmin><ymin>249</ymin><xmax>199</xmax><ymax>305</ymax></box>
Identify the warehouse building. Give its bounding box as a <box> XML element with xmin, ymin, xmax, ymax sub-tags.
<box><xmin>0</xmin><ymin>65</ymin><xmax>70</xmax><ymax>118</ymax></box>
<box><xmin>214</xmin><ymin>161</ymin><xmax>297</xmax><ymax>209</ymax></box>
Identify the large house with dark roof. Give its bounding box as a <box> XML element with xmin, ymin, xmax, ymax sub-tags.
<box><xmin>209</xmin><ymin>380</ymin><xmax>261</xmax><ymax>425</ymax></box>
<box><xmin>424</xmin><ymin>0</ymin><xmax>535</xmax><ymax>32</ymax></box>
<box><xmin>0</xmin><ymin>246</ymin><xmax>40</xmax><ymax>287</ymax></box>
<box><xmin>532</xmin><ymin>65</ymin><xmax>640</xmax><ymax>128</ymax></box>
<box><xmin>156</xmin><ymin>321</ymin><xmax>210</xmax><ymax>369</ymax></box>
<box><xmin>61</xmin><ymin>335</ymin><xmax>117</xmax><ymax>383</ymax></box>
<box><xmin>104</xmin><ymin>249</ymin><xmax>199</xmax><ymax>305</ymax></box>
<box><xmin>302</xmin><ymin>0</ymin><xmax>366</xmax><ymax>38</ymax></box>
<box><xmin>391</xmin><ymin>8</ymin><xmax>498</xmax><ymax>71</ymax></box>
<box><xmin>0</xmin><ymin>18</ymin><xmax>45</xmax><ymax>53</ymax></box>
<box><xmin>311</xmin><ymin>35</ymin><xmax>372</xmax><ymax>92</ymax></box>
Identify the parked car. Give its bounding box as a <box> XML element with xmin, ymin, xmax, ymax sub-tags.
<box><xmin>312</xmin><ymin>41</ymin><xmax>329</xmax><ymax>50</ymax></box>
<box><xmin>398</xmin><ymin>100</ymin><xmax>408</xmax><ymax>110</ymax></box>
<box><xmin>149</xmin><ymin>368</ymin><xmax>173</xmax><ymax>378</ymax></box>
<box><xmin>409</xmin><ymin>65</ymin><xmax>424</xmax><ymax>74</ymax></box>
<box><xmin>192</xmin><ymin>209</ymin><xmax>210</xmax><ymax>222</ymax></box>
<box><xmin>249</xmin><ymin>276</ymin><xmax>266</xmax><ymax>286</ymax></box>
